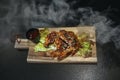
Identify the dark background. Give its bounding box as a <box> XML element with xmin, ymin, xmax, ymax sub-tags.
<box><xmin>0</xmin><ymin>0</ymin><xmax>120</xmax><ymax>80</ymax></box>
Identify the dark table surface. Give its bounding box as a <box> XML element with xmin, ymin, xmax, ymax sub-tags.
<box><xmin>1</xmin><ymin>42</ymin><xmax>120</xmax><ymax>80</ymax></box>
<box><xmin>1</xmin><ymin>0</ymin><xmax>120</xmax><ymax>80</ymax></box>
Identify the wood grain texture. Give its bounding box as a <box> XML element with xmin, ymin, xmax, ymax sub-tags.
<box><xmin>15</xmin><ymin>26</ymin><xmax>97</xmax><ymax>63</ymax></box>
<box><xmin>27</xmin><ymin>47</ymin><xmax>97</xmax><ymax>63</ymax></box>
<box><xmin>14</xmin><ymin>39</ymin><xmax>35</xmax><ymax>49</ymax></box>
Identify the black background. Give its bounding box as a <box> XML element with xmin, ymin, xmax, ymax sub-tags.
<box><xmin>0</xmin><ymin>0</ymin><xmax>120</xmax><ymax>80</ymax></box>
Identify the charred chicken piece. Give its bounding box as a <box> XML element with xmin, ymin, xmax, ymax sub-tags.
<box><xmin>44</xmin><ymin>30</ymin><xmax>81</xmax><ymax>60</ymax></box>
<box><xmin>59</xmin><ymin>30</ymin><xmax>80</xmax><ymax>56</ymax></box>
<box><xmin>51</xmin><ymin>38</ymin><xmax>69</xmax><ymax>59</ymax></box>
<box><xmin>59</xmin><ymin>30</ymin><xmax>79</xmax><ymax>46</ymax></box>
<box><xmin>44</xmin><ymin>31</ymin><xmax>58</xmax><ymax>47</ymax></box>
<box><xmin>55</xmin><ymin>37</ymin><xmax>68</xmax><ymax>50</ymax></box>
<box><xmin>57</xmin><ymin>47</ymin><xmax>73</xmax><ymax>60</ymax></box>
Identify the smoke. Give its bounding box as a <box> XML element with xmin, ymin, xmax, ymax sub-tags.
<box><xmin>23</xmin><ymin>0</ymin><xmax>79</xmax><ymax>27</ymax></box>
<box><xmin>77</xmin><ymin>7</ymin><xmax>120</xmax><ymax>48</ymax></box>
<box><xmin>78</xmin><ymin>8</ymin><xmax>113</xmax><ymax>43</ymax></box>
<box><xmin>0</xmin><ymin>0</ymin><xmax>120</xmax><ymax>49</ymax></box>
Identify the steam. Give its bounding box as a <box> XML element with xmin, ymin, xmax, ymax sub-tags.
<box><xmin>0</xmin><ymin>0</ymin><xmax>120</xmax><ymax>49</ymax></box>
<box><xmin>77</xmin><ymin>7</ymin><xmax>120</xmax><ymax>48</ymax></box>
<box><xmin>78</xmin><ymin>8</ymin><xmax>113</xmax><ymax>44</ymax></box>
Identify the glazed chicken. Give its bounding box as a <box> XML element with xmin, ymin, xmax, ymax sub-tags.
<box><xmin>44</xmin><ymin>30</ymin><xmax>80</xmax><ymax>60</ymax></box>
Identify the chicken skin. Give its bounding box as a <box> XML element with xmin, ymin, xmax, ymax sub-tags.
<box><xmin>44</xmin><ymin>30</ymin><xmax>80</xmax><ymax>60</ymax></box>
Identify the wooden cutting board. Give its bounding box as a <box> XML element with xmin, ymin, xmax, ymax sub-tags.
<box><xmin>14</xmin><ymin>26</ymin><xmax>97</xmax><ymax>63</ymax></box>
